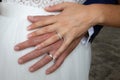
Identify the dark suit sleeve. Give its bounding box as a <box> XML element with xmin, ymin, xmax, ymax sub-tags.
<box><xmin>84</xmin><ymin>0</ymin><xmax>118</xmax><ymax>42</ymax></box>
<box><xmin>118</xmin><ymin>0</ymin><xmax>120</xmax><ymax>3</ymax></box>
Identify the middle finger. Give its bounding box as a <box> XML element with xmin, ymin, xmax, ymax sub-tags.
<box><xmin>14</xmin><ymin>32</ymin><xmax>55</xmax><ymax>51</ymax></box>
<box><xmin>18</xmin><ymin>47</ymin><xmax>50</xmax><ymax>64</ymax></box>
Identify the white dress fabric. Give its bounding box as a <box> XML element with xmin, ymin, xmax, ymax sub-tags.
<box><xmin>0</xmin><ymin>0</ymin><xmax>91</xmax><ymax>80</ymax></box>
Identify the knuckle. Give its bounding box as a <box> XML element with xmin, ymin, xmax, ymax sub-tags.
<box><xmin>52</xmin><ymin>35</ymin><xmax>58</xmax><ymax>40</ymax></box>
<box><xmin>41</xmin><ymin>43</ymin><xmax>45</xmax><ymax>47</ymax></box>
<box><xmin>27</xmin><ymin>39</ymin><xmax>33</xmax><ymax>45</ymax></box>
<box><xmin>41</xmin><ymin>20</ymin><xmax>49</xmax><ymax>25</ymax></box>
<box><xmin>32</xmin><ymin>31</ymin><xmax>37</xmax><ymax>36</ymax></box>
<box><xmin>31</xmin><ymin>50</ymin><xmax>40</xmax><ymax>57</ymax></box>
<box><xmin>34</xmin><ymin>22</ymin><xmax>39</xmax><ymax>27</ymax></box>
<box><xmin>45</xmin><ymin>57</ymin><xmax>50</xmax><ymax>62</ymax></box>
<box><xmin>44</xmin><ymin>27</ymin><xmax>50</xmax><ymax>32</ymax></box>
<box><xmin>35</xmin><ymin>30</ymin><xmax>40</xmax><ymax>35</ymax></box>
<box><xmin>33</xmin><ymin>39</ymin><xmax>40</xmax><ymax>44</ymax></box>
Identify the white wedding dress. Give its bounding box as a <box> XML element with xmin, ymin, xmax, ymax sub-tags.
<box><xmin>0</xmin><ymin>0</ymin><xmax>92</xmax><ymax>80</ymax></box>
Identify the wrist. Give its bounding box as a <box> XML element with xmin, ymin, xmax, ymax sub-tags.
<box><xmin>88</xmin><ymin>4</ymin><xmax>105</xmax><ymax>25</ymax></box>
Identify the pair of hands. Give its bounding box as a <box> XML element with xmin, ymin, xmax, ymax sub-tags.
<box><xmin>14</xmin><ymin>15</ymin><xmax>82</xmax><ymax>74</ymax></box>
<box><xmin>14</xmin><ymin>2</ymin><xmax>100</xmax><ymax>74</ymax></box>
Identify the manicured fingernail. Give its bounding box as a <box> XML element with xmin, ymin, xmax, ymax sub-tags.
<box><xmin>28</xmin><ymin>34</ymin><xmax>33</xmax><ymax>38</ymax></box>
<box><xmin>14</xmin><ymin>46</ymin><xmax>20</xmax><ymax>51</ymax></box>
<box><xmin>46</xmin><ymin>71</ymin><xmax>50</xmax><ymax>74</ymax></box>
<box><xmin>45</xmin><ymin>5</ymin><xmax>52</xmax><ymax>8</ymax></box>
<box><xmin>45</xmin><ymin>7</ymin><xmax>49</xmax><ymax>9</ymax></box>
<box><xmin>18</xmin><ymin>59</ymin><xmax>23</xmax><ymax>64</ymax></box>
<box><xmin>29</xmin><ymin>68</ymin><xmax>34</xmax><ymax>72</ymax></box>
<box><xmin>27</xmin><ymin>26</ymin><xmax>32</xmax><ymax>30</ymax></box>
<box><xmin>28</xmin><ymin>16</ymin><xmax>34</xmax><ymax>19</ymax></box>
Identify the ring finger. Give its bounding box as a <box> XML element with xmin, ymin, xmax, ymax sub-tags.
<box><xmin>29</xmin><ymin>52</ymin><xmax>55</xmax><ymax>72</ymax></box>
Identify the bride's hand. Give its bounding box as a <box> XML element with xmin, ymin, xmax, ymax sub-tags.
<box><xmin>27</xmin><ymin>2</ymin><xmax>102</xmax><ymax>59</ymax></box>
<box><xmin>14</xmin><ymin>32</ymin><xmax>82</xmax><ymax>74</ymax></box>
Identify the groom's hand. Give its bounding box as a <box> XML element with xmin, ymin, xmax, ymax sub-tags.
<box><xmin>15</xmin><ymin>32</ymin><xmax>82</xmax><ymax>74</ymax></box>
<box><xmin>14</xmin><ymin>16</ymin><xmax>83</xmax><ymax>74</ymax></box>
<box><xmin>15</xmin><ymin>33</ymin><xmax>81</xmax><ymax>74</ymax></box>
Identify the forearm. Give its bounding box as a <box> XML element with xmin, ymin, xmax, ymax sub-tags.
<box><xmin>91</xmin><ymin>4</ymin><xmax>120</xmax><ymax>27</ymax></box>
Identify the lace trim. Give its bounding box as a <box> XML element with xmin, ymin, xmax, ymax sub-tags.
<box><xmin>2</xmin><ymin>0</ymin><xmax>86</xmax><ymax>8</ymax></box>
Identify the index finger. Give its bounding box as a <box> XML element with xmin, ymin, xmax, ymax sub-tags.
<box><xmin>14</xmin><ymin>32</ymin><xmax>55</xmax><ymax>51</ymax></box>
<box><xmin>28</xmin><ymin>15</ymin><xmax>54</xmax><ymax>23</ymax></box>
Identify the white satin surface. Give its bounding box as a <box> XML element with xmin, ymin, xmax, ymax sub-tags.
<box><xmin>0</xmin><ymin>2</ymin><xmax>91</xmax><ymax>80</ymax></box>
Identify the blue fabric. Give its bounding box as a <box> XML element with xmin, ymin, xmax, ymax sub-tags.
<box><xmin>84</xmin><ymin>0</ymin><xmax>118</xmax><ymax>4</ymax></box>
<box><xmin>84</xmin><ymin>0</ymin><xmax>118</xmax><ymax>42</ymax></box>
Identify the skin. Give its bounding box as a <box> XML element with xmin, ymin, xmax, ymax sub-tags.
<box><xmin>15</xmin><ymin>2</ymin><xmax>120</xmax><ymax>74</ymax></box>
<box><xmin>27</xmin><ymin>2</ymin><xmax>99</xmax><ymax>60</ymax></box>
<box><xmin>27</xmin><ymin>2</ymin><xmax>120</xmax><ymax>59</ymax></box>
<box><xmin>15</xmin><ymin>16</ymin><xmax>85</xmax><ymax>74</ymax></box>
<box><xmin>91</xmin><ymin>4</ymin><xmax>120</xmax><ymax>27</ymax></box>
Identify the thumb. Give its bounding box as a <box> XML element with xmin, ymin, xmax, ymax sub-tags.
<box><xmin>45</xmin><ymin>3</ymin><xmax>67</xmax><ymax>12</ymax></box>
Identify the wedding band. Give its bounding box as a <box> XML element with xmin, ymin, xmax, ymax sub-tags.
<box><xmin>48</xmin><ymin>53</ymin><xmax>54</xmax><ymax>60</ymax></box>
<box><xmin>48</xmin><ymin>54</ymin><xmax>53</xmax><ymax>58</ymax></box>
<box><xmin>56</xmin><ymin>32</ymin><xmax>63</xmax><ymax>40</ymax></box>
<box><xmin>47</xmin><ymin>53</ymin><xmax>56</xmax><ymax>63</ymax></box>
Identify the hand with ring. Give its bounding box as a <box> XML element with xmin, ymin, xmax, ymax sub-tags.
<box><xmin>27</xmin><ymin>2</ymin><xmax>102</xmax><ymax>59</ymax></box>
<box><xmin>15</xmin><ymin>33</ymin><xmax>83</xmax><ymax>74</ymax></box>
<box><xmin>14</xmin><ymin>16</ymin><xmax>85</xmax><ymax>74</ymax></box>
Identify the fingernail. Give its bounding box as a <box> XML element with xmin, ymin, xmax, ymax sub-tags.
<box><xmin>28</xmin><ymin>16</ymin><xmax>34</xmax><ymax>20</ymax></box>
<box><xmin>18</xmin><ymin>59</ymin><xmax>23</xmax><ymax>64</ymax></box>
<box><xmin>46</xmin><ymin>71</ymin><xmax>50</xmax><ymax>74</ymax></box>
<box><xmin>14</xmin><ymin>46</ymin><xmax>20</xmax><ymax>51</ymax></box>
<box><xmin>45</xmin><ymin>6</ymin><xmax>49</xmax><ymax>9</ymax></box>
<box><xmin>29</xmin><ymin>68</ymin><xmax>34</xmax><ymax>72</ymax></box>
<box><xmin>45</xmin><ymin>6</ymin><xmax>52</xmax><ymax>10</ymax></box>
<box><xmin>28</xmin><ymin>34</ymin><xmax>33</xmax><ymax>38</ymax></box>
<box><xmin>27</xmin><ymin>26</ymin><xmax>32</xmax><ymax>30</ymax></box>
